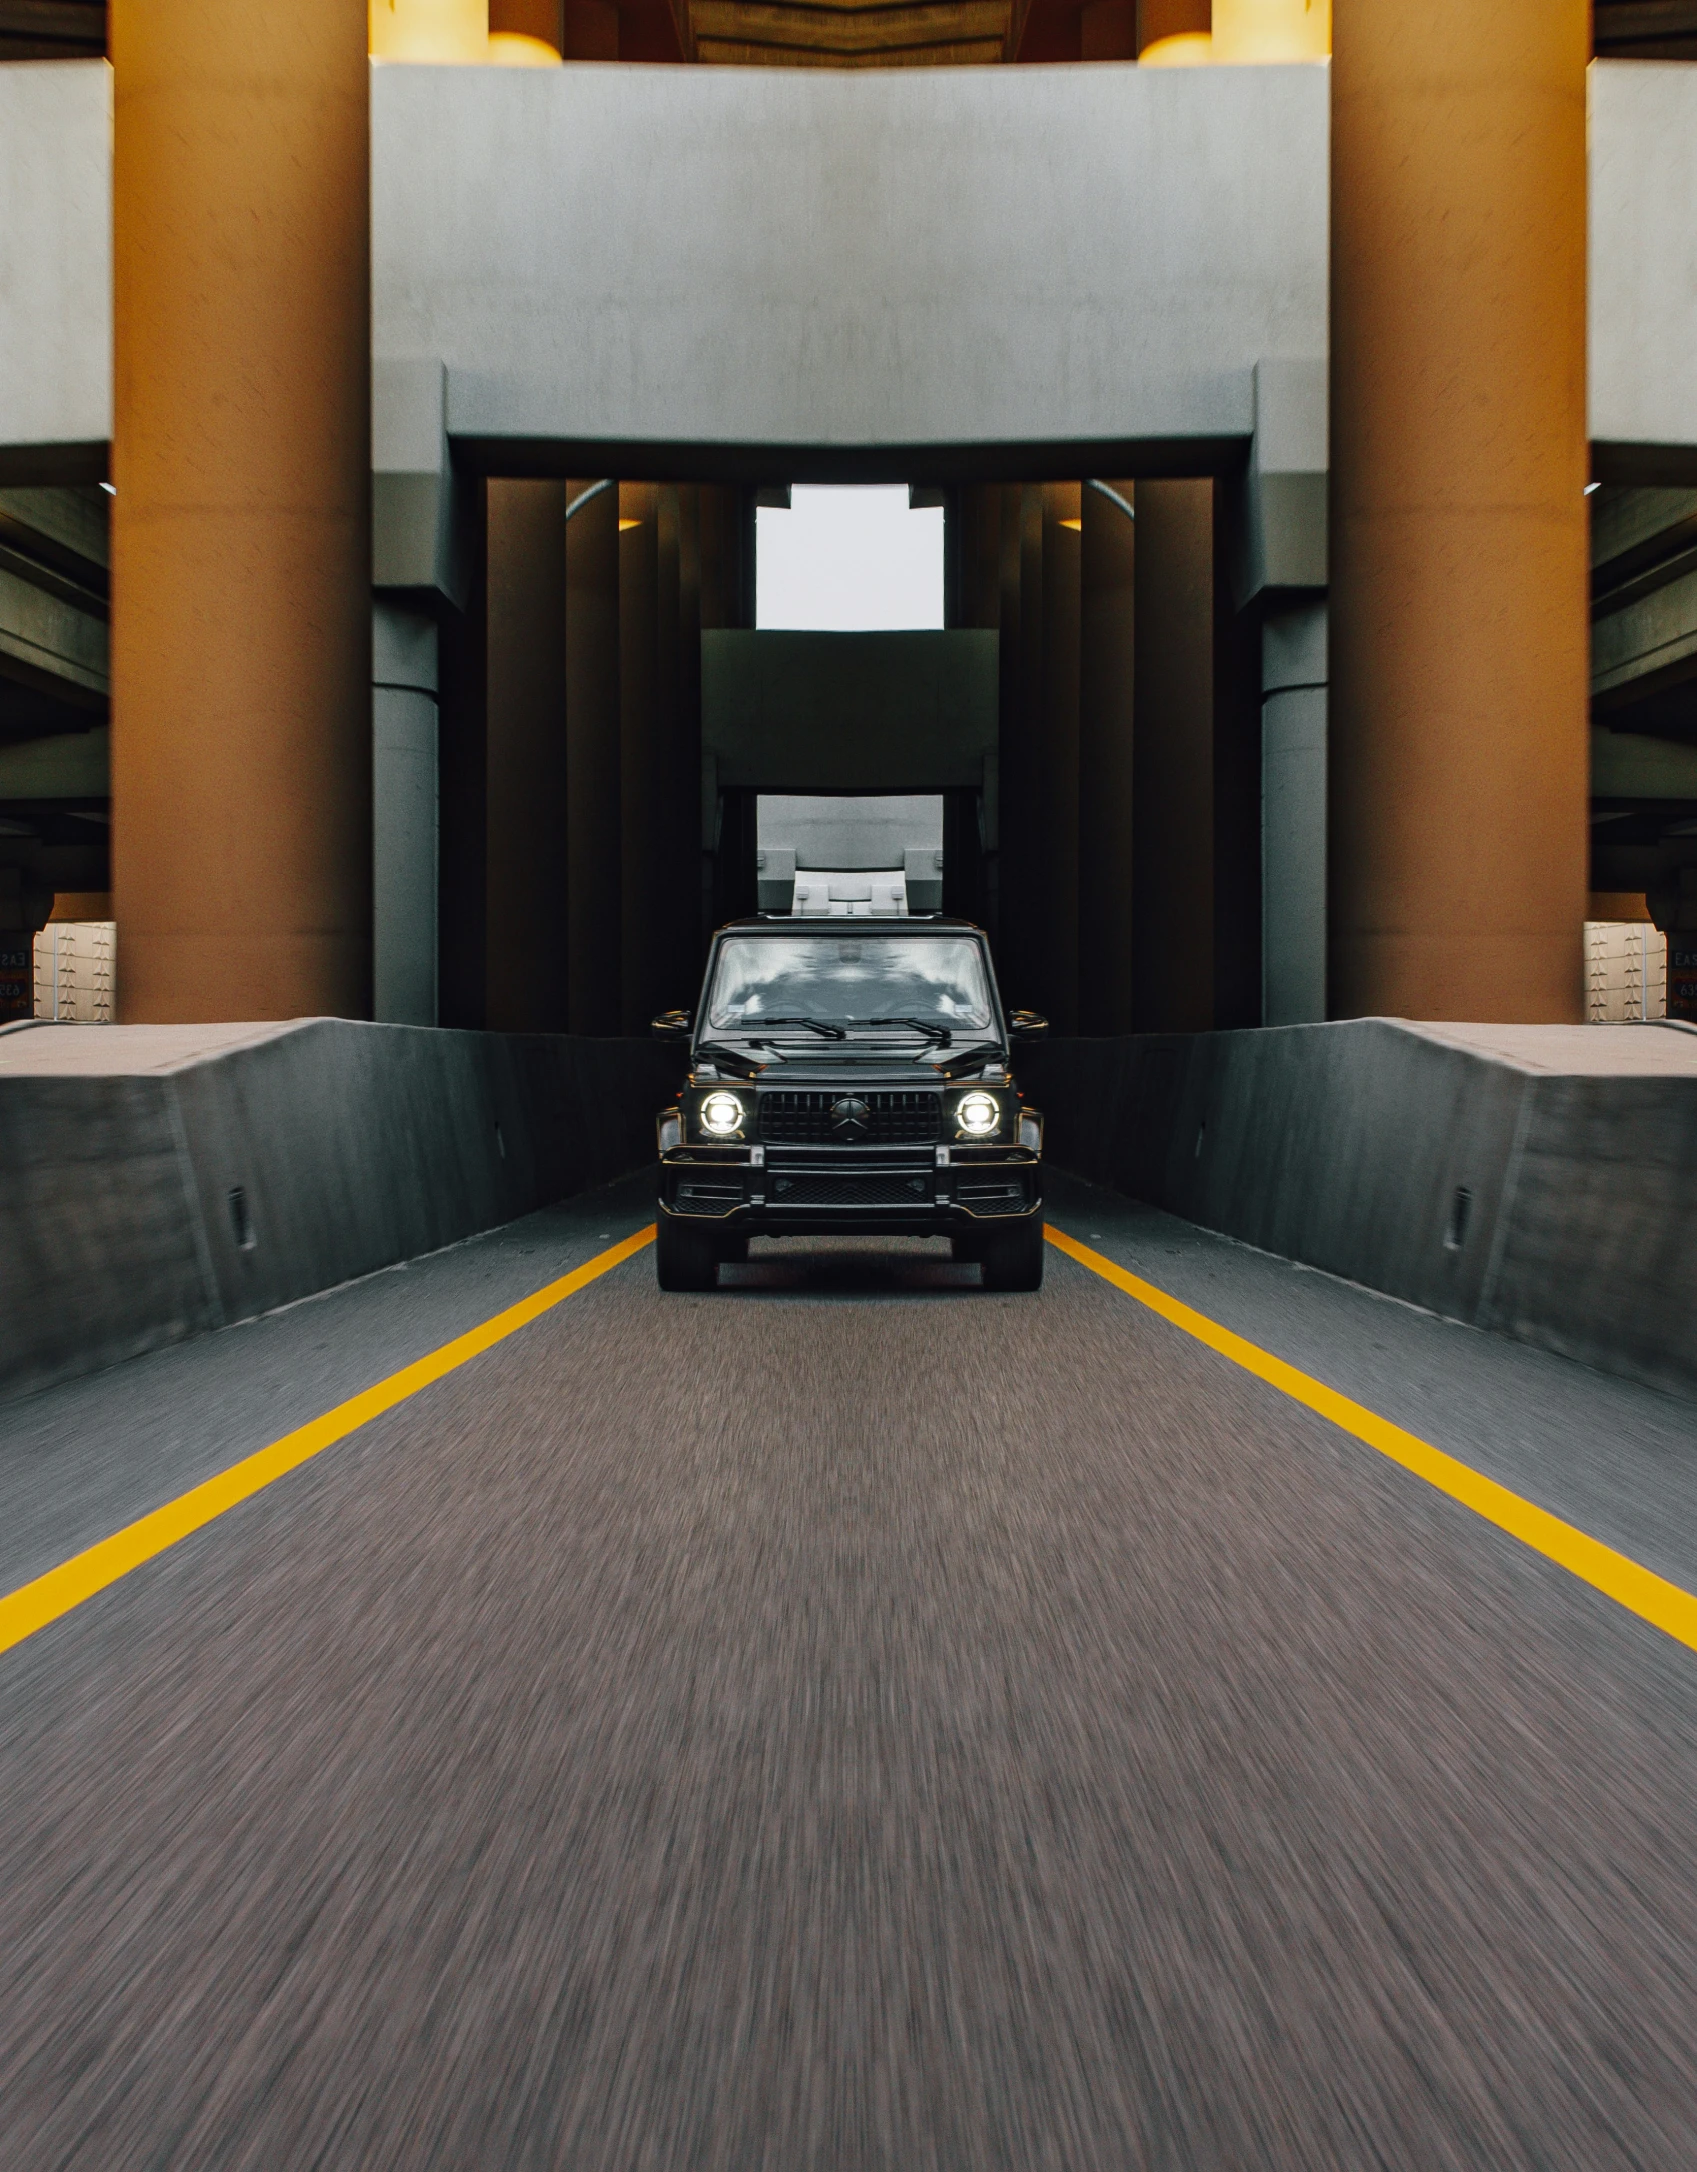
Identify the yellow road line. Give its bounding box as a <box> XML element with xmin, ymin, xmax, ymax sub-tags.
<box><xmin>0</xmin><ymin>1225</ymin><xmax>656</xmax><ymax>1661</ymax></box>
<box><xmin>1046</xmin><ymin>1224</ymin><xmax>1697</xmax><ymax>1655</ymax></box>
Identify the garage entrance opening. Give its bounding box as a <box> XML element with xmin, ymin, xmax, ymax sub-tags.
<box><xmin>755</xmin><ymin>794</ymin><xmax>945</xmax><ymax>917</ymax></box>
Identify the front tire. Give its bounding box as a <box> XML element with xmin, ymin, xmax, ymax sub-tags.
<box><xmin>656</xmin><ymin>1215</ymin><xmax>719</xmax><ymax>1291</ymax></box>
<box><xmin>978</xmin><ymin>1216</ymin><xmax>1044</xmax><ymax>1291</ymax></box>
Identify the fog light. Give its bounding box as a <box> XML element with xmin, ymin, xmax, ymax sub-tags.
<box><xmin>956</xmin><ymin>1090</ymin><xmax>1000</xmax><ymax>1137</ymax></box>
<box><xmin>699</xmin><ymin>1091</ymin><xmax>745</xmax><ymax>1137</ymax></box>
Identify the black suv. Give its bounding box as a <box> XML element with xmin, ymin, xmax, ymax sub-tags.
<box><xmin>653</xmin><ymin>917</ymin><xmax>1046</xmax><ymax>1291</ymax></box>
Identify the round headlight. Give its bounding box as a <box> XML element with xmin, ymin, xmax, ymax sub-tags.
<box><xmin>699</xmin><ymin>1090</ymin><xmax>745</xmax><ymax>1137</ymax></box>
<box><xmin>956</xmin><ymin>1090</ymin><xmax>1000</xmax><ymax>1137</ymax></box>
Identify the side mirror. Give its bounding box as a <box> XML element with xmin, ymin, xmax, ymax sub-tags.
<box><xmin>1008</xmin><ymin>1010</ymin><xmax>1049</xmax><ymax>1042</ymax></box>
<box><xmin>651</xmin><ymin>1009</ymin><xmax>692</xmax><ymax>1042</ymax></box>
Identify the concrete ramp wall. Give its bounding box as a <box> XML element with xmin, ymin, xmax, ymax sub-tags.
<box><xmin>1021</xmin><ymin>1020</ymin><xmax>1697</xmax><ymax>1398</ymax></box>
<box><xmin>0</xmin><ymin>1020</ymin><xmax>676</xmax><ymax>1401</ymax></box>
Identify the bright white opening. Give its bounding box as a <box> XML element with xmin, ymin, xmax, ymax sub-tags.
<box><xmin>755</xmin><ymin>486</ymin><xmax>944</xmax><ymax>631</ymax></box>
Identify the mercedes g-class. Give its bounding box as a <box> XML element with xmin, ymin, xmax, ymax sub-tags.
<box><xmin>653</xmin><ymin>918</ymin><xmax>1046</xmax><ymax>1291</ymax></box>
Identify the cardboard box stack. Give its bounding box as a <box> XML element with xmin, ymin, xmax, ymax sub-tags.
<box><xmin>32</xmin><ymin>921</ymin><xmax>115</xmax><ymax>1023</ymax></box>
<box><xmin>1584</xmin><ymin>920</ymin><xmax>1668</xmax><ymax>1022</ymax></box>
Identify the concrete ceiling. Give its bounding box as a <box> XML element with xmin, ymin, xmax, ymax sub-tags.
<box><xmin>0</xmin><ymin>1</ymin><xmax>105</xmax><ymax>62</ymax></box>
<box><xmin>1593</xmin><ymin>2</ymin><xmax>1697</xmax><ymax>61</ymax></box>
<box><xmin>685</xmin><ymin>0</ymin><xmax>1015</xmax><ymax>66</ymax></box>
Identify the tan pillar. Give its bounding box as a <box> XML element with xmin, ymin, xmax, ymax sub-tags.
<box><xmin>486</xmin><ymin>479</ymin><xmax>569</xmax><ymax>1032</ymax></box>
<box><xmin>111</xmin><ymin>1</ymin><xmax>370</xmax><ymax>1021</ymax></box>
<box><xmin>619</xmin><ymin>482</ymin><xmax>660</xmax><ymax>1033</ymax></box>
<box><xmin>490</xmin><ymin>0</ymin><xmax>562</xmax><ymax>41</ymax></box>
<box><xmin>1136</xmin><ymin>0</ymin><xmax>1208</xmax><ymax>51</ymax></box>
<box><xmin>675</xmin><ymin>485</ymin><xmax>706</xmax><ymax>969</ymax></box>
<box><xmin>994</xmin><ymin>487</ymin><xmax>1045</xmax><ymax>1008</ymax></box>
<box><xmin>558</xmin><ymin>0</ymin><xmax>618</xmax><ymax>58</ymax></box>
<box><xmin>565</xmin><ymin>479</ymin><xmax>621</xmax><ymax>1033</ymax></box>
<box><xmin>1131</xmin><ymin>479</ymin><xmax>1214</xmax><ymax>1032</ymax></box>
<box><xmin>1329</xmin><ymin>0</ymin><xmax>1589</xmax><ymax>1021</ymax></box>
<box><xmin>651</xmin><ymin>483</ymin><xmax>693</xmax><ymax>1009</ymax></box>
<box><xmin>1082</xmin><ymin>1</ymin><xmax>1138</xmax><ymax>58</ymax></box>
<box><xmin>438</xmin><ymin>482</ymin><xmax>489</xmax><ymax>1028</ymax></box>
<box><xmin>957</xmin><ymin>486</ymin><xmax>1003</xmax><ymax>634</ymax></box>
<box><xmin>1040</xmin><ymin>483</ymin><xmax>1082</xmax><ymax>1034</ymax></box>
<box><xmin>1079</xmin><ymin>482</ymin><xmax>1136</xmax><ymax>1032</ymax></box>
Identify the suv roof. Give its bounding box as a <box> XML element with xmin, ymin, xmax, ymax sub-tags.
<box><xmin>718</xmin><ymin>915</ymin><xmax>985</xmax><ymax>935</ymax></box>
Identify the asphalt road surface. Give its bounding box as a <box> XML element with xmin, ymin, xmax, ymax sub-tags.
<box><xmin>1</xmin><ymin>1171</ymin><xmax>1695</xmax><ymax>2170</ymax></box>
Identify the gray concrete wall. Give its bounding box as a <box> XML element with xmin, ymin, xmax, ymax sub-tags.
<box><xmin>703</xmin><ymin>631</ymin><xmax>998</xmax><ymax>793</ymax></box>
<box><xmin>372</xmin><ymin>59</ymin><xmax>1326</xmax><ymax>472</ymax></box>
<box><xmin>3</xmin><ymin>61</ymin><xmax>1693</xmax><ymax>482</ymax></box>
<box><xmin>0</xmin><ymin>1021</ymin><xmax>678</xmax><ymax>1400</ymax></box>
<box><xmin>0</xmin><ymin>62</ymin><xmax>109</xmax><ymax>478</ymax></box>
<box><xmin>1590</xmin><ymin>62</ymin><xmax>1697</xmax><ymax>475</ymax></box>
<box><xmin>1022</xmin><ymin>1021</ymin><xmax>1697</xmax><ymax>1398</ymax></box>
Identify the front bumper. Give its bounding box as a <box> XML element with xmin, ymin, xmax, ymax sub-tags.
<box><xmin>657</xmin><ymin>1141</ymin><xmax>1042</xmax><ymax>1236</ymax></box>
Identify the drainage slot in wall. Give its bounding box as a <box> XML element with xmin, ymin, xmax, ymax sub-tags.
<box><xmin>1444</xmin><ymin>1185</ymin><xmax>1472</xmax><ymax>1253</ymax></box>
<box><xmin>227</xmin><ymin>1185</ymin><xmax>257</xmax><ymax>1252</ymax></box>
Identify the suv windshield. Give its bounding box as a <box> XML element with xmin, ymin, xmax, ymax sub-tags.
<box><xmin>705</xmin><ymin>935</ymin><xmax>995</xmax><ymax>1034</ymax></box>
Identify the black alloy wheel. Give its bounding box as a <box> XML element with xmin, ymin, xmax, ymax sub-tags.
<box><xmin>656</xmin><ymin>1216</ymin><xmax>720</xmax><ymax>1291</ymax></box>
<box><xmin>977</xmin><ymin>1216</ymin><xmax>1045</xmax><ymax>1292</ymax></box>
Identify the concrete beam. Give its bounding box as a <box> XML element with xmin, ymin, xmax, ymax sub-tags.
<box><xmin>0</xmin><ymin>61</ymin><xmax>110</xmax><ymax>483</ymax></box>
<box><xmin>702</xmin><ymin>630</ymin><xmax>997</xmax><ymax>792</ymax></box>
<box><xmin>1591</xmin><ymin>726</ymin><xmax>1697</xmax><ymax>798</ymax></box>
<box><xmin>1236</xmin><ymin>357</ymin><xmax>1328</xmax><ymax>605</ymax></box>
<box><xmin>0</xmin><ymin>562</ymin><xmax>108</xmax><ymax>703</ymax></box>
<box><xmin>1592</xmin><ymin>561</ymin><xmax>1697</xmax><ymax>703</ymax></box>
<box><xmin>0</xmin><ymin>724</ymin><xmax>108</xmax><ymax>798</ymax></box>
<box><xmin>0</xmin><ymin>486</ymin><xmax>109</xmax><ymax>584</ymax></box>
<box><xmin>373</xmin><ymin>355</ymin><xmax>473</xmax><ymax>605</ymax></box>
<box><xmin>2</xmin><ymin>60</ymin><xmax>1696</xmax><ymax>487</ymax></box>
<box><xmin>1590</xmin><ymin>61</ymin><xmax>1697</xmax><ymax>480</ymax></box>
<box><xmin>373</xmin><ymin>59</ymin><xmax>1329</xmax><ymax>474</ymax></box>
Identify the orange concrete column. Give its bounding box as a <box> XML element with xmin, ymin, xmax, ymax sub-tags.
<box><xmin>1131</xmin><ymin>479</ymin><xmax>1214</xmax><ymax>1031</ymax></box>
<box><xmin>1329</xmin><ymin>0</ymin><xmax>1590</xmax><ymax>1021</ymax></box>
<box><xmin>486</xmin><ymin>479</ymin><xmax>569</xmax><ymax>1032</ymax></box>
<box><xmin>1079</xmin><ymin>482</ymin><xmax>1136</xmax><ymax>1032</ymax></box>
<box><xmin>111</xmin><ymin>0</ymin><xmax>370</xmax><ymax>1021</ymax></box>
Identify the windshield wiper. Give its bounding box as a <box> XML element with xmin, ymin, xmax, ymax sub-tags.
<box><xmin>694</xmin><ymin>1040</ymin><xmax>764</xmax><ymax>1077</ymax></box>
<box><xmin>867</xmin><ymin>1018</ymin><xmax>952</xmax><ymax>1045</ymax></box>
<box><xmin>747</xmin><ymin>1016</ymin><xmax>846</xmax><ymax>1040</ymax></box>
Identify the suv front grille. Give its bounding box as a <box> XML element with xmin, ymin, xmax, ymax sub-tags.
<box><xmin>768</xmin><ymin>1170</ymin><xmax>935</xmax><ymax>1208</ymax></box>
<box><xmin>758</xmin><ymin>1089</ymin><xmax>940</xmax><ymax>1146</ymax></box>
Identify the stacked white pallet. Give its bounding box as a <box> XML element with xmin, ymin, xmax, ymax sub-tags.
<box><xmin>32</xmin><ymin>921</ymin><xmax>115</xmax><ymax>1023</ymax></box>
<box><xmin>1584</xmin><ymin>920</ymin><xmax>1667</xmax><ymax>1022</ymax></box>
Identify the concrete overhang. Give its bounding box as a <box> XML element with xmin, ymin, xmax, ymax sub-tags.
<box><xmin>373</xmin><ymin>58</ymin><xmax>1328</xmax><ymax>482</ymax></box>
<box><xmin>5</xmin><ymin>58</ymin><xmax>1697</xmax><ymax>554</ymax></box>
<box><xmin>1589</xmin><ymin>62</ymin><xmax>1697</xmax><ymax>485</ymax></box>
<box><xmin>0</xmin><ymin>61</ymin><xmax>110</xmax><ymax>486</ymax></box>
